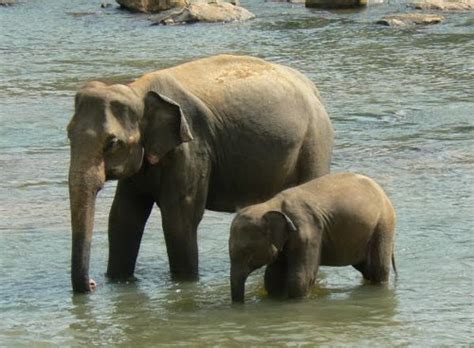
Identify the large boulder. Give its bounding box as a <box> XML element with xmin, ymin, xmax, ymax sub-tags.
<box><xmin>376</xmin><ymin>13</ymin><xmax>445</xmax><ymax>26</ymax></box>
<box><xmin>150</xmin><ymin>1</ymin><xmax>255</xmax><ymax>24</ymax></box>
<box><xmin>306</xmin><ymin>0</ymin><xmax>367</xmax><ymax>8</ymax></box>
<box><xmin>116</xmin><ymin>0</ymin><xmax>188</xmax><ymax>13</ymax></box>
<box><xmin>407</xmin><ymin>0</ymin><xmax>474</xmax><ymax>10</ymax></box>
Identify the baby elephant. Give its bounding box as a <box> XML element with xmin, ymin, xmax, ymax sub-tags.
<box><xmin>229</xmin><ymin>173</ymin><xmax>397</xmax><ymax>303</ymax></box>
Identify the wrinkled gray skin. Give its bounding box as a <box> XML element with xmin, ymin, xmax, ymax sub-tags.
<box><xmin>229</xmin><ymin>173</ymin><xmax>397</xmax><ymax>303</ymax></box>
<box><xmin>67</xmin><ymin>55</ymin><xmax>334</xmax><ymax>293</ymax></box>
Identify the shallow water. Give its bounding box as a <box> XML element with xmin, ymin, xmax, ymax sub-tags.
<box><xmin>0</xmin><ymin>0</ymin><xmax>473</xmax><ymax>345</ymax></box>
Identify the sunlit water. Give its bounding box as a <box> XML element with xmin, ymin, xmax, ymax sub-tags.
<box><xmin>1</xmin><ymin>0</ymin><xmax>473</xmax><ymax>345</ymax></box>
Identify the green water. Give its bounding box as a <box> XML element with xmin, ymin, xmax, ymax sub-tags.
<box><xmin>0</xmin><ymin>0</ymin><xmax>473</xmax><ymax>345</ymax></box>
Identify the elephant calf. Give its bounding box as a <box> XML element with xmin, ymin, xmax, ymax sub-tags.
<box><xmin>229</xmin><ymin>173</ymin><xmax>397</xmax><ymax>303</ymax></box>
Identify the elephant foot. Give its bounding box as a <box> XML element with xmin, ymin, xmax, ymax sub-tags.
<box><xmin>72</xmin><ymin>277</ymin><xmax>97</xmax><ymax>293</ymax></box>
<box><xmin>105</xmin><ymin>272</ymin><xmax>138</xmax><ymax>284</ymax></box>
<box><xmin>89</xmin><ymin>278</ymin><xmax>97</xmax><ymax>291</ymax></box>
<box><xmin>170</xmin><ymin>270</ymin><xmax>199</xmax><ymax>282</ymax></box>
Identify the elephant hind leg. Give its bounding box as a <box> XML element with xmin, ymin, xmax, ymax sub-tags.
<box><xmin>352</xmin><ymin>261</ymin><xmax>368</xmax><ymax>280</ymax></box>
<box><xmin>295</xmin><ymin>126</ymin><xmax>332</xmax><ymax>184</ymax></box>
<box><xmin>360</xmin><ymin>226</ymin><xmax>395</xmax><ymax>283</ymax></box>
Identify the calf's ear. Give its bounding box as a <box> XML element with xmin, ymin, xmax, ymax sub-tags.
<box><xmin>263</xmin><ymin>211</ymin><xmax>297</xmax><ymax>251</ymax></box>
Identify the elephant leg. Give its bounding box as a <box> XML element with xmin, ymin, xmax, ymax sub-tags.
<box><xmin>286</xmin><ymin>226</ymin><xmax>321</xmax><ymax>298</ymax></box>
<box><xmin>352</xmin><ymin>261</ymin><xmax>368</xmax><ymax>280</ymax></box>
<box><xmin>158</xmin><ymin>157</ymin><xmax>210</xmax><ymax>281</ymax></box>
<box><xmin>264</xmin><ymin>256</ymin><xmax>288</xmax><ymax>298</ymax></box>
<box><xmin>106</xmin><ymin>179</ymin><xmax>154</xmax><ymax>280</ymax></box>
<box><xmin>295</xmin><ymin>124</ymin><xmax>332</xmax><ymax>184</ymax></box>
<box><xmin>361</xmin><ymin>225</ymin><xmax>394</xmax><ymax>283</ymax></box>
<box><xmin>159</xmin><ymin>193</ymin><xmax>207</xmax><ymax>280</ymax></box>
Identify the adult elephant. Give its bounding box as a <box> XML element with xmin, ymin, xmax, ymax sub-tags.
<box><xmin>67</xmin><ymin>54</ymin><xmax>333</xmax><ymax>293</ymax></box>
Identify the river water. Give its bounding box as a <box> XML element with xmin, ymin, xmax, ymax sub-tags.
<box><xmin>1</xmin><ymin>0</ymin><xmax>473</xmax><ymax>346</ymax></box>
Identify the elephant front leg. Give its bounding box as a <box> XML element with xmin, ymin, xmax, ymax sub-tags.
<box><xmin>107</xmin><ymin>179</ymin><xmax>154</xmax><ymax>281</ymax></box>
<box><xmin>286</xmin><ymin>227</ymin><xmax>321</xmax><ymax>299</ymax></box>
<box><xmin>158</xmin><ymin>158</ymin><xmax>210</xmax><ymax>281</ymax></box>
<box><xmin>161</xmin><ymin>209</ymin><xmax>201</xmax><ymax>281</ymax></box>
<box><xmin>264</xmin><ymin>256</ymin><xmax>288</xmax><ymax>299</ymax></box>
<box><xmin>160</xmin><ymin>189</ymin><xmax>208</xmax><ymax>280</ymax></box>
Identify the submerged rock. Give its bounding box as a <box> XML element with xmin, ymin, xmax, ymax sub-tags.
<box><xmin>305</xmin><ymin>0</ymin><xmax>367</xmax><ymax>8</ymax></box>
<box><xmin>407</xmin><ymin>0</ymin><xmax>474</xmax><ymax>10</ymax></box>
<box><xmin>116</xmin><ymin>0</ymin><xmax>187</xmax><ymax>13</ymax></box>
<box><xmin>377</xmin><ymin>13</ymin><xmax>445</xmax><ymax>26</ymax></box>
<box><xmin>150</xmin><ymin>1</ymin><xmax>255</xmax><ymax>24</ymax></box>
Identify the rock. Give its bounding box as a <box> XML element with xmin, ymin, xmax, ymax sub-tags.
<box><xmin>0</xmin><ymin>0</ymin><xmax>16</xmax><ymax>6</ymax></box>
<box><xmin>101</xmin><ymin>1</ymin><xmax>113</xmax><ymax>8</ymax></box>
<box><xmin>407</xmin><ymin>0</ymin><xmax>474</xmax><ymax>10</ymax></box>
<box><xmin>376</xmin><ymin>13</ymin><xmax>445</xmax><ymax>26</ymax></box>
<box><xmin>150</xmin><ymin>1</ymin><xmax>255</xmax><ymax>24</ymax></box>
<box><xmin>305</xmin><ymin>0</ymin><xmax>367</xmax><ymax>8</ymax></box>
<box><xmin>265</xmin><ymin>0</ymin><xmax>306</xmax><ymax>4</ymax></box>
<box><xmin>116</xmin><ymin>0</ymin><xmax>188</xmax><ymax>13</ymax></box>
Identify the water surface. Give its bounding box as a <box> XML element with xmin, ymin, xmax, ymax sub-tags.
<box><xmin>1</xmin><ymin>0</ymin><xmax>473</xmax><ymax>345</ymax></box>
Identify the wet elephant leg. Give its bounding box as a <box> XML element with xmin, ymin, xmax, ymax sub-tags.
<box><xmin>365</xmin><ymin>226</ymin><xmax>394</xmax><ymax>283</ymax></box>
<box><xmin>264</xmin><ymin>253</ymin><xmax>289</xmax><ymax>298</ymax></box>
<box><xmin>158</xmin><ymin>159</ymin><xmax>210</xmax><ymax>281</ymax></box>
<box><xmin>106</xmin><ymin>179</ymin><xmax>154</xmax><ymax>280</ymax></box>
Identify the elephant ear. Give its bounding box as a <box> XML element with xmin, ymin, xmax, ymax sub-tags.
<box><xmin>143</xmin><ymin>91</ymin><xmax>193</xmax><ymax>163</ymax></box>
<box><xmin>263</xmin><ymin>211</ymin><xmax>297</xmax><ymax>252</ymax></box>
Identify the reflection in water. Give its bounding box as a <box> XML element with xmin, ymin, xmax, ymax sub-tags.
<box><xmin>66</xmin><ymin>274</ymin><xmax>401</xmax><ymax>346</ymax></box>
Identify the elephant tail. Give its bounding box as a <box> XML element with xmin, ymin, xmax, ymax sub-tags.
<box><xmin>391</xmin><ymin>252</ymin><xmax>398</xmax><ymax>280</ymax></box>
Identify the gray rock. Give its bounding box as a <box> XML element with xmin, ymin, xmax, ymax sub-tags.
<box><xmin>150</xmin><ymin>1</ymin><xmax>255</xmax><ymax>24</ymax></box>
<box><xmin>265</xmin><ymin>0</ymin><xmax>306</xmax><ymax>4</ymax></box>
<box><xmin>0</xmin><ymin>0</ymin><xmax>16</xmax><ymax>6</ymax></box>
<box><xmin>116</xmin><ymin>0</ymin><xmax>188</xmax><ymax>13</ymax></box>
<box><xmin>305</xmin><ymin>0</ymin><xmax>367</xmax><ymax>8</ymax></box>
<box><xmin>377</xmin><ymin>13</ymin><xmax>445</xmax><ymax>26</ymax></box>
<box><xmin>407</xmin><ymin>0</ymin><xmax>474</xmax><ymax>11</ymax></box>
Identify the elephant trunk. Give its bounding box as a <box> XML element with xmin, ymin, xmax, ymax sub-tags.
<box><xmin>69</xmin><ymin>158</ymin><xmax>105</xmax><ymax>293</ymax></box>
<box><xmin>231</xmin><ymin>266</ymin><xmax>249</xmax><ymax>303</ymax></box>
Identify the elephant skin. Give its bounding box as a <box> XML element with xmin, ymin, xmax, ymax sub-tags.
<box><xmin>67</xmin><ymin>54</ymin><xmax>334</xmax><ymax>293</ymax></box>
<box><xmin>229</xmin><ymin>173</ymin><xmax>396</xmax><ymax>303</ymax></box>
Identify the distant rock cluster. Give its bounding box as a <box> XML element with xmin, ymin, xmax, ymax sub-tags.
<box><xmin>116</xmin><ymin>0</ymin><xmax>253</xmax><ymax>24</ymax></box>
<box><xmin>112</xmin><ymin>0</ymin><xmax>473</xmax><ymax>27</ymax></box>
<box><xmin>376</xmin><ymin>0</ymin><xmax>473</xmax><ymax>27</ymax></box>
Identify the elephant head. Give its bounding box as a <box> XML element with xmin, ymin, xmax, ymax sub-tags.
<box><xmin>229</xmin><ymin>209</ymin><xmax>297</xmax><ymax>303</ymax></box>
<box><xmin>67</xmin><ymin>80</ymin><xmax>192</xmax><ymax>293</ymax></box>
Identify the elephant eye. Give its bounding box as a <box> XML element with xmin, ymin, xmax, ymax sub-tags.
<box><xmin>104</xmin><ymin>136</ymin><xmax>121</xmax><ymax>153</ymax></box>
